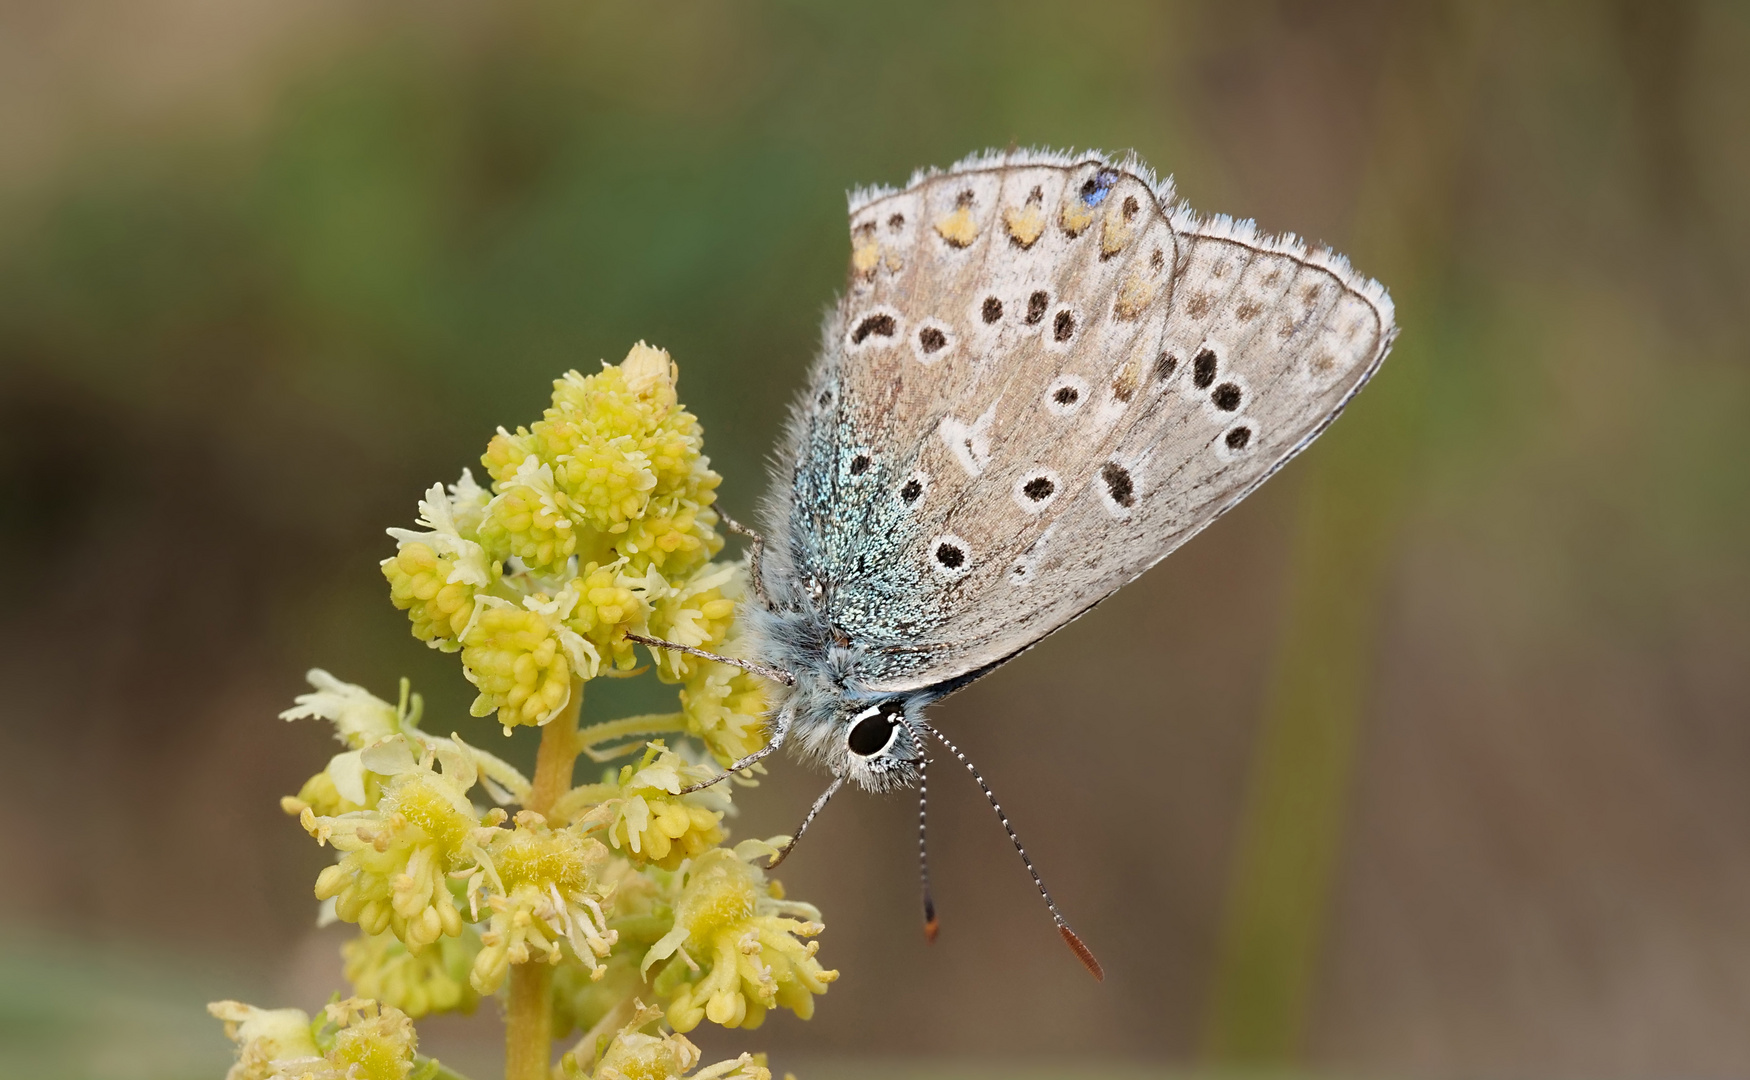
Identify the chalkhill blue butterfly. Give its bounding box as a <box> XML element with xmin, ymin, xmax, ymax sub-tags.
<box><xmin>630</xmin><ymin>148</ymin><xmax>1397</xmax><ymax>979</ymax></box>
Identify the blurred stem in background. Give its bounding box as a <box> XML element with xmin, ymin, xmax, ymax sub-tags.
<box><xmin>1202</xmin><ymin>2</ymin><xmax>1490</xmax><ymax>1062</ymax></box>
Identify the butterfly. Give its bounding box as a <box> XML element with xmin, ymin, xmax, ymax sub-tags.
<box><xmin>631</xmin><ymin>148</ymin><xmax>1396</xmax><ymax>979</ymax></box>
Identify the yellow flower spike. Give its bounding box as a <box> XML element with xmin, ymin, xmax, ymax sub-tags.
<box><xmin>258</xmin><ymin>347</ymin><xmax>835</xmax><ymax>1080</ymax></box>
<box><xmin>533</xmin><ymin>346</ymin><xmax>724</xmax><ymax>573</ymax></box>
<box><xmin>577</xmin><ymin>743</ymin><xmax>728</xmax><ymax>871</ymax></box>
<box><xmin>640</xmin><ymin>844</ymin><xmax>837</xmax><ymax>1034</ymax></box>
<box><xmin>306</xmin><ymin>748</ymin><xmax>483</xmax><ymax>954</ymax></box>
<box><xmin>343</xmin><ymin>928</ymin><xmax>482</xmax><ymax>1019</ymax></box>
<box><xmin>461</xmin><ymin>586</ymin><xmax>599</xmax><ymax>730</ymax></box>
<box><xmin>615</xmin><ymin>492</ymin><xmax>724</xmax><ymax>577</ymax></box>
<box><xmin>383</xmin><ymin>474</ymin><xmax>494</xmax><ymax>652</ymax></box>
<box><xmin>468</xmin><ymin>813</ymin><xmax>616</xmax><ymax>996</ymax></box>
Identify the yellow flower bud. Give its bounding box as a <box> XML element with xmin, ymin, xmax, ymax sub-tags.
<box><xmin>643</xmin><ymin>564</ymin><xmax>739</xmax><ymax>682</ymax></box>
<box><xmin>479</xmin><ymin>456</ymin><xmax>579</xmax><ymax>574</ymax></box>
<box><xmin>680</xmin><ymin>664</ymin><xmax>771</xmax><ymax>768</ymax></box>
<box><xmin>461</xmin><ymin>590</ymin><xmax>598</xmax><ymax>730</ymax></box>
<box><xmin>584</xmin><ymin>743</ymin><xmax>727</xmax><ymax>871</ymax></box>
<box><xmin>565</xmin><ymin>559</ymin><xmax>649</xmax><ymax>672</ymax></box>
<box><xmin>383</xmin><ymin>475</ymin><xmax>493</xmax><ymax>651</ymax></box>
<box><xmin>343</xmin><ymin>929</ymin><xmax>481</xmax><ymax>1019</ymax></box>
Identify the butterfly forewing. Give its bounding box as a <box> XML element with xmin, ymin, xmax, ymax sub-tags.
<box><xmin>778</xmin><ymin>150</ymin><xmax>1394</xmax><ymax>695</ymax></box>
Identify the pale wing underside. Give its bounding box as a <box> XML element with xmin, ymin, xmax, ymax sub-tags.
<box><xmin>778</xmin><ymin>150</ymin><xmax>1395</xmax><ymax>694</ymax></box>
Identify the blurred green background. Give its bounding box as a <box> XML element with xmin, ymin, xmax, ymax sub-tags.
<box><xmin>2</xmin><ymin>1</ymin><xmax>1748</xmax><ymax>1077</ymax></box>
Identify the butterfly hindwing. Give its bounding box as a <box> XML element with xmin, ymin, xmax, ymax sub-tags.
<box><xmin>772</xmin><ymin>150</ymin><xmax>1394</xmax><ymax>695</ymax></box>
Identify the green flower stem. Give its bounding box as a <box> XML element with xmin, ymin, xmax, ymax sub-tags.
<box><xmin>505</xmin><ymin>963</ymin><xmax>555</xmax><ymax>1080</ymax></box>
<box><xmin>529</xmin><ymin>681</ymin><xmax>585</xmax><ymax>815</ymax></box>
<box><xmin>506</xmin><ymin>679</ymin><xmax>584</xmax><ymax>1080</ymax></box>
<box><xmin>576</xmin><ymin>711</ymin><xmax>687</xmax><ymax>762</ymax></box>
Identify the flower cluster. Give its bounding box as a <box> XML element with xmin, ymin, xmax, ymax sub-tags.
<box><xmin>561</xmin><ymin>743</ymin><xmax>728</xmax><ymax>871</ymax></box>
<box><xmin>209</xmin><ymin>998</ymin><xmax>424</xmax><ymax>1080</ymax></box>
<box><xmin>644</xmin><ymin>842</ymin><xmax>837</xmax><ymax>1032</ymax></box>
<box><xmin>216</xmin><ymin>347</ymin><xmax>827</xmax><ymax>1080</ymax></box>
<box><xmin>559</xmin><ymin>1004</ymin><xmax>771</xmax><ymax>1080</ymax></box>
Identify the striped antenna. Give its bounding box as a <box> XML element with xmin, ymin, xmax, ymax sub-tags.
<box><xmin>918</xmin><ymin>720</ymin><xmax>1103</xmax><ymax>981</ymax></box>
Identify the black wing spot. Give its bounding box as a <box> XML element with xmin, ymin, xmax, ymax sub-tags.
<box><xmin>1022</xmin><ymin>475</ymin><xmax>1056</xmax><ymax>501</ymax></box>
<box><xmin>852</xmin><ymin>313</ymin><xmax>896</xmax><ymax>344</ymax></box>
<box><xmin>935</xmin><ymin>541</ymin><xmax>965</xmax><ymax>569</ymax></box>
<box><xmin>1053</xmin><ymin>309</ymin><xmax>1076</xmax><ymax>343</ymax></box>
<box><xmin>900</xmin><ymin>478</ymin><xmax>923</xmax><ymax>503</ymax></box>
<box><xmin>1053</xmin><ymin>385</ymin><xmax>1079</xmax><ymax>406</ymax></box>
<box><xmin>887</xmin><ymin>213</ymin><xmax>905</xmax><ymax>231</ymax></box>
<box><xmin>918</xmin><ymin>326</ymin><xmax>948</xmax><ymax>354</ymax></box>
<box><xmin>1150</xmin><ymin>247</ymin><xmax>1165</xmax><ymax>273</ymax></box>
<box><xmin>1101</xmin><ymin>463</ymin><xmax>1136</xmax><ymax>508</ymax></box>
<box><xmin>849</xmin><ymin>453</ymin><xmax>871</xmax><ymax>475</ymax></box>
<box><xmin>1153</xmin><ymin>352</ymin><xmax>1179</xmax><ymax>381</ymax></box>
<box><xmin>1226</xmin><ymin>426</ymin><xmax>1252</xmax><ymax>450</ymax></box>
<box><xmin>982</xmin><ymin>296</ymin><xmax>1003</xmax><ymax>323</ymax></box>
<box><xmin>818</xmin><ymin>389</ymin><xmax>833</xmax><ymax>407</ymax></box>
<box><xmin>1212</xmin><ymin>382</ymin><xmax>1243</xmax><ymax>411</ymax></box>
<box><xmin>955</xmin><ymin>188</ymin><xmax>975</xmax><ymax>209</ymax></box>
<box><xmin>1192</xmin><ymin>348</ymin><xmax>1218</xmax><ymax>388</ymax></box>
<box><xmin>1026</xmin><ymin>290</ymin><xmax>1049</xmax><ymax>325</ymax></box>
<box><xmin>1122</xmin><ymin>194</ymin><xmax>1140</xmax><ymax>220</ymax></box>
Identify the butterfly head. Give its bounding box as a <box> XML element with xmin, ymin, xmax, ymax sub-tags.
<box><xmin>805</xmin><ymin>689</ymin><xmax>931</xmax><ymax>791</ymax></box>
<box><xmin>824</xmin><ymin>696</ymin><xmax>925</xmax><ymax>793</ymax></box>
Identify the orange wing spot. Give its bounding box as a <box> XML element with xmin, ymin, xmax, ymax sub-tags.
<box><xmin>852</xmin><ymin>238</ymin><xmax>880</xmax><ymax>278</ymax></box>
<box><xmin>1112</xmin><ymin>273</ymin><xmax>1155</xmax><ymax>319</ymax></box>
<box><xmin>1060</xmin><ymin>198</ymin><xmax>1095</xmax><ymax>239</ymax></box>
<box><xmin>1003</xmin><ymin>201</ymin><xmax>1045</xmax><ymax>249</ymax></box>
<box><xmin>934</xmin><ymin>206</ymin><xmax>979</xmax><ymax>249</ymax></box>
<box><xmin>1099</xmin><ymin>203</ymin><xmax>1133</xmax><ymax>258</ymax></box>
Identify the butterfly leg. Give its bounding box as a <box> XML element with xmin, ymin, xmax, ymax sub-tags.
<box><xmin>765</xmin><ymin>772</ymin><xmax>845</xmax><ymax>868</ymax></box>
<box><xmin>676</xmin><ymin>697</ymin><xmax>795</xmax><ymax>794</ymax></box>
<box><xmin>717</xmin><ymin>510</ymin><xmax>772</xmax><ymax>611</ymax></box>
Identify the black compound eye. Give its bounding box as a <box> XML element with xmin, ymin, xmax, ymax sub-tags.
<box><xmin>847</xmin><ymin>707</ymin><xmax>901</xmax><ymax>757</ymax></box>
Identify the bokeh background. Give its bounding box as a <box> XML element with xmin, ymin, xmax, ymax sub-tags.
<box><xmin>4</xmin><ymin>1</ymin><xmax>1748</xmax><ymax>1077</ymax></box>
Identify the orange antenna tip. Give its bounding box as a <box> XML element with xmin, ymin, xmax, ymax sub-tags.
<box><xmin>1058</xmin><ymin>924</ymin><xmax>1104</xmax><ymax>982</ymax></box>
